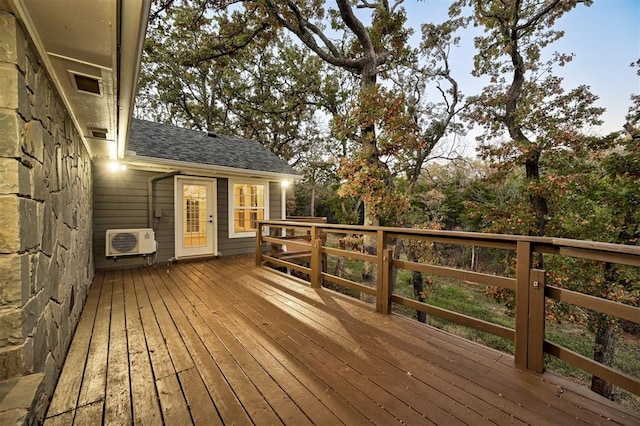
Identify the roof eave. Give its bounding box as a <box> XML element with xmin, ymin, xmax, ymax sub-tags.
<box><xmin>120</xmin><ymin>154</ymin><xmax>302</xmax><ymax>181</ymax></box>
<box><xmin>117</xmin><ymin>0</ymin><xmax>152</xmax><ymax>160</ymax></box>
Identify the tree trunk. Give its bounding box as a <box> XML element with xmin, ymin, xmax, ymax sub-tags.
<box><xmin>407</xmin><ymin>248</ymin><xmax>427</xmax><ymax>323</ymax></box>
<box><xmin>310</xmin><ymin>185</ymin><xmax>316</xmax><ymax>217</ymax></box>
<box><xmin>411</xmin><ymin>270</ymin><xmax>427</xmax><ymax>323</ymax></box>
<box><xmin>590</xmin><ymin>262</ymin><xmax>621</xmax><ymax>400</ymax></box>
<box><xmin>334</xmin><ymin>257</ymin><xmax>344</xmax><ymax>278</ymax></box>
<box><xmin>361</xmin><ymin>201</ymin><xmax>378</xmax><ymax>303</ymax></box>
<box><xmin>590</xmin><ymin>313</ymin><xmax>618</xmax><ymax>400</ymax></box>
<box><xmin>470</xmin><ymin>246</ymin><xmax>478</xmax><ymax>271</ymax></box>
<box><xmin>360</xmin><ymin>61</ymin><xmax>380</xmax><ymax>288</ymax></box>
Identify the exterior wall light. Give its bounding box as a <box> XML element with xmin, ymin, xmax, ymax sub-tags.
<box><xmin>108</xmin><ymin>161</ymin><xmax>127</xmax><ymax>172</ymax></box>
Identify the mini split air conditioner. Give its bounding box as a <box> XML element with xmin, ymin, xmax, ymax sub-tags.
<box><xmin>106</xmin><ymin>228</ymin><xmax>156</xmax><ymax>257</ymax></box>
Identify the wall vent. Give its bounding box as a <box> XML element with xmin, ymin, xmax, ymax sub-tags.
<box><xmin>71</xmin><ymin>72</ymin><xmax>102</xmax><ymax>95</ymax></box>
<box><xmin>90</xmin><ymin>128</ymin><xmax>108</xmax><ymax>139</ymax></box>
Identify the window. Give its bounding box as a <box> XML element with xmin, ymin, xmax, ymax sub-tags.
<box><xmin>229</xmin><ymin>180</ymin><xmax>268</xmax><ymax>237</ymax></box>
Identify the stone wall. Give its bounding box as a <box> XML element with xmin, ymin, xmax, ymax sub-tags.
<box><xmin>0</xmin><ymin>9</ymin><xmax>94</xmax><ymax>423</ymax></box>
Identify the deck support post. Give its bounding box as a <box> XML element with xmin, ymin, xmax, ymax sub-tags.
<box><xmin>255</xmin><ymin>223</ymin><xmax>263</xmax><ymax>266</ymax></box>
<box><xmin>528</xmin><ymin>269</ymin><xmax>546</xmax><ymax>373</ymax></box>
<box><xmin>515</xmin><ymin>241</ymin><xmax>532</xmax><ymax>370</ymax></box>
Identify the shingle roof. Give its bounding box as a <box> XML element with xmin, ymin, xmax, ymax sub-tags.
<box><xmin>127</xmin><ymin>119</ymin><xmax>298</xmax><ymax>176</ymax></box>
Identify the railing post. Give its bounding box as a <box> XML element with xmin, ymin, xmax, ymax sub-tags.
<box><xmin>310</xmin><ymin>226</ymin><xmax>322</xmax><ymax>288</ymax></box>
<box><xmin>515</xmin><ymin>241</ymin><xmax>532</xmax><ymax>370</ymax></box>
<box><xmin>528</xmin><ymin>269</ymin><xmax>546</xmax><ymax>373</ymax></box>
<box><xmin>378</xmin><ymin>249</ymin><xmax>393</xmax><ymax>314</ymax></box>
<box><xmin>255</xmin><ymin>222</ymin><xmax>263</xmax><ymax>267</ymax></box>
<box><xmin>375</xmin><ymin>230</ymin><xmax>388</xmax><ymax>313</ymax></box>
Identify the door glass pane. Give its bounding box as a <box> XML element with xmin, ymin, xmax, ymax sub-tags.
<box><xmin>183</xmin><ymin>184</ymin><xmax>207</xmax><ymax>247</ymax></box>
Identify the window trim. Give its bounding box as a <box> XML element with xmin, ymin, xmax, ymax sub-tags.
<box><xmin>228</xmin><ymin>178</ymin><xmax>269</xmax><ymax>238</ymax></box>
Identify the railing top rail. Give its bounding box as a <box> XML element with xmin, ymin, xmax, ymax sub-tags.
<box><xmin>258</xmin><ymin>220</ymin><xmax>640</xmax><ymax>259</ymax></box>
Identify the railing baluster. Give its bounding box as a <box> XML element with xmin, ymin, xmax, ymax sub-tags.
<box><xmin>255</xmin><ymin>222</ymin><xmax>263</xmax><ymax>266</ymax></box>
<box><xmin>378</xmin><ymin>248</ymin><xmax>393</xmax><ymax>314</ymax></box>
<box><xmin>310</xmin><ymin>225</ymin><xmax>322</xmax><ymax>288</ymax></box>
<box><xmin>376</xmin><ymin>230</ymin><xmax>388</xmax><ymax>313</ymax></box>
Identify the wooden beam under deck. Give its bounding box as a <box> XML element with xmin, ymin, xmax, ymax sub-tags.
<box><xmin>45</xmin><ymin>256</ymin><xmax>639</xmax><ymax>425</ymax></box>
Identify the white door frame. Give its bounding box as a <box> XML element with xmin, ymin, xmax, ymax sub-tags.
<box><xmin>174</xmin><ymin>176</ymin><xmax>217</xmax><ymax>258</ymax></box>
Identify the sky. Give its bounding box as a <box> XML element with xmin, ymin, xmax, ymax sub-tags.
<box><xmin>400</xmin><ymin>0</ymin><xmax>640</xmax><ymax>150</ymax></box>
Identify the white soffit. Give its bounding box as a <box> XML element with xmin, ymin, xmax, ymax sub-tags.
<box><xmin>7</xmin><ymin>0</ymin><xmax>150</xmax><ymax>160</ymax></box>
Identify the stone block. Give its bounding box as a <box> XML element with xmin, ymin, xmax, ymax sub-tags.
<box><xmin>0</xmin><ymin>307</ymin><xmax>21</xmax><ymax>344</ymax></box>
<box><xmin>50</xmin><ymin>192</ymin><xmax>62</xmax><ymax>219</ymax></box>
<box><xmin>32</xmin><ymin>67</ymin><xmax>48</xmax><ymax>122</ymax></box>
<box><xmin>31</xmin><ymin>159</ymin><xmax>46</xmax><ymax>201</ymax></box>
<box><xmin>0</xmin><ymin>158</ymin><xmax>31</xmax><ymax>196</ymax></box>
<box><xmin>42</xmin><ymin>126</ymin><xmax>54</xmax><ymax>159</ymax></box>
<box><xmin>0</xmin><ymin>109</ymin><xmax>23</xmax><ymax>158</ymax></box>
<box><xmin>0</xmin><ymin>195</ymin><xmax>18</xmax><ymax>252</ymax></box>
<box><xmin>0</xmin><ymin>158</ymin><xmax>18</xmax><ymax>194</ymax></box>
<box><xmin>0</xmin><ymin>343</ymin><xmax>24</xmax><ymax>380</ymax></box>
<box><xmin>40</xmin><ymin>204</ymin><xmax>54</xmax><ymax>256</ymax></box>
<box><xmin>0</xmin><ymin>253</ymin><xmax>26</xmax><ymax>306</ymax></box>
<box><xmin>49</xmin><ymin>300</ymin><xmax>61</xmax><ymax>329</ymax></box>
<box><xmin>0</xmin><ymin>65</ymin><xmax>26</xmax><ymax>112</ymax></box>
<box><xmin>21</xmin><ymin>336</ymin><xmax>32</xmax><ymax>373</ymax></box>
<box><xmin>0</xmin><ymin>12</ymin><xmax>26</xmax><ymax>72</ymax></box>
<box><xmin>44</xmin><ymin>308</ymin><xmax>57</xmax><ymax>364</ymax></box>
<box><xmin>24</xmin><ymin>44</ymin><xmax>37</xmax><ymax>90</ymax></box>
<box><xmin>58</xmin><ymin>306</ymin><xmax>69</xmax><ymax>352</ymax></box>
<box><xmin>62</xmin><ymin>201</ymin><xmax>75</xmax><ymax>229</ymax></box>
<box><xmin>23</xmin><ymin>120</ymin><xmax>44</xmax><ymax>163</ymax></box>
<box><xmin>33</xmin><ymin>252</ymin><xmax>51</xmax><ymax>295</ymax></box>
<box><xmin>42</xmin><ymin>352</ymin><xmax>57</xmax><ymax>401</ymax></box>
<box><xmin>0</xmin><ymin>372</ymin><xmax>45</xmax><ymax>426</ymax></box>
<box><xmin>19</xmin><ymin>290</ymin><xmax>45</xmax><ymax>342</ymax></box>
<box><xmin>18</xmin><ymin>79</ymin><xmax>31</xmax><ymax>121</ymax></box>
<box><xmin>56</xmin><ymin>222</ymin><xmax>71</xmax><ymax>251</ymax></box>
<box><xmin>0</xmin><ymin>372</ymin><xmax>43</xmax><ymax>411</ymax></box>
<box><xmin>18</xmin><ymin>198</ymin><xmax>37</xmax><ymax>251</ymax></box>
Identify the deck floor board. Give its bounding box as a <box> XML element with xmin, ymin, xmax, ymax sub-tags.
<box><xmin>45</xmin><ymin>256</ymin><xmax>640</xmax><ymax>425</ymax></box>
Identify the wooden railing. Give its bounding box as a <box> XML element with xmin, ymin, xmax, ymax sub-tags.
<box><xmin>255</xmin><ymin>220</ymin><xmax>640</xmax><ymax>397</ymax></box>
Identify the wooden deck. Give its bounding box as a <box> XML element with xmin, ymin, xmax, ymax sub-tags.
<box><xmin>44</xmin><ymin>256</ymin><xmax>639</xmax><ymax>425</ymax></box>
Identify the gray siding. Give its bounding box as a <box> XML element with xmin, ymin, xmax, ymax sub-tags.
<box><xmin>94</xmin><ymin>172</ymin><xmax>283</xmax><ymax>264</ymax></box>
<box><xmin>94</xmin><ymin>167</ymin><xmax>175</xmax><ymax>269</ymax></box>
<box><xmin>270</xmin><ymin>181</ymin><xmax>282</xmax><ymax>219</ymax></box>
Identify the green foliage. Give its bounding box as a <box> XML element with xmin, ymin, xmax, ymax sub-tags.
<box><xmin>138</xmin><ymin>0</ymin><xmax>328</xmax><ymax>164</ymax></box>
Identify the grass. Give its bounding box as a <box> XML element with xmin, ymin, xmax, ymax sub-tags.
<box><xmin>313</xmin><ymin>255</ymin><xmax>639</xmax><ymax>413</ymax></box>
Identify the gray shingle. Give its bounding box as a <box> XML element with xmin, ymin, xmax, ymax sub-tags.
<box><xmin>127</xmin><ymin>119</ymin><xmax>298</xmax><ymax>175</ymax></box>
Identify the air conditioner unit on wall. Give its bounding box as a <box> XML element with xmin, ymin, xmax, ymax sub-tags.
<box><xmin>106</xmin><ymin>228</ymin><xmax>156</xmax><ymax>257</ymax></box>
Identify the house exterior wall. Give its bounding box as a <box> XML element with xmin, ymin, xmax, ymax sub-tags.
<box><xmin>0</xmin><ymin>9</ymin><xmax>94</xmax><ymax>423</ymax></box>
<box><xmin>93</xmin><ymin>167</ymin><xmax>174</xmax><ymax>270</ymax></box>
<box><xmin>94</xmin><ymin>172</ymin><xmax>283</xmax><ymax>269</ymax></box>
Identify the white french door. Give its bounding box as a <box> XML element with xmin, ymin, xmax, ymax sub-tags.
<box><xmin>175</xmin><ymin>177</ymin><xmax>217</xmax><ymax>257</ymax></box>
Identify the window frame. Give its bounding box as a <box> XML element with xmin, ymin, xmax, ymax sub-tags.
<box><xmin>228</xmin><ymin>178</ymin><xmax>269</xmax><ymax>238</ymax></box>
